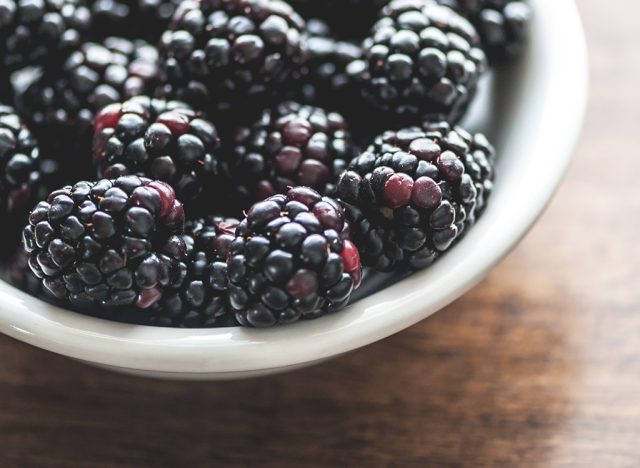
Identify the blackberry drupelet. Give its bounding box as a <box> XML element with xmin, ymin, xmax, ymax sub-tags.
<box><xmin>90</xmin><ymin>0</ymin><xmax>182</xmax><ymax>41</ymax></box>
<box><xmin>227</xmin><ymin>186</ymin><xmax>362</xmax><ymax>327</ymax></box>
<box><xmin>22</xmin><ymin>176</ymin><xmax>186</xmax><ymax>309</ymax></box>
<box><xmin>438</xmin><ymin>0</ymin><xmax>530</xmax><ymax>62</ymax></box>
<box><xmin>289</xmin><ymin>19</ymin><xmax>364</xmax><ymax>109</ymax></box>
<box><xmin>158</xmin><ymin>0</ymin><xmax>307</xmax><ymax>114</ymax></box>
<box><xmin>229</xmin><ymin>101</ymin><xmax>355</xmax><ymax>203</ymax></box>
<box><xmin>336</xmin><ymin>122</ymin><xmax>495</xmax><ymax>272</ymax></box>
<box><xmin>14</xmin><ymin>37</ymin><xmax>159</xmax><ymax>178</ymax></box>
<box><xmin>150</xmin><ymin>216</ymin><xmax>239</xmax><ymax>328</ymax></box>
<box><xmin>92</xmin><ymin>96</ymin><xmax>221</xmax><ymax>203</ymax></box>
<box><xmin>347</xmin><ymin>0</ymin><xmax>487</xmax><ymax>123</ymax></box>
<box><xmin>0</xmin><ymin>0</ymin><xmax>92</xmax><ymax>72</ymax></box>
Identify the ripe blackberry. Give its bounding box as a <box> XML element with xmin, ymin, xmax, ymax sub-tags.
<box><xmin>149</xmin><ymin>216</ymin><xmax>239</xmax><ymax>328</ymax></box>
<box><xmin>90</xmin><ymin>0</ymin><xmax>182</xmax><ymax>41</ymax></box>
<box><xmin>92</xmin><ymin>96</ymin><xmax>221</xmax><ymax>203</ymax></box>
<box><xmin>0</xmin><ymin>0</ymin><xmax>92</xmax><ymax>72</ymax></box>
<box><xmin>228</xmin><ymin>186</ymin><xmax>362</xmax><ymax>327</ymax></box>
<box><xmin>0</xmin><ymin>105</ymin><xmax>44</xmax><ymax>217</ymax></box>
<box><xmin>22</xmin><ymin>176</ymin><xmax>186</xmax><ymax>309</ymax></box>
<box><xmin>438</xmin><ymin>0</ymin><xmax>531</xmax><ymax>62</ymax></box>
<box><xmin>14</xmin><ymin>37</ymin><xmax>159</xmax><ymax>177</ymax></box>
<box><xmin>229</xmin><ymin>101</ymin><xmax>355</xmax><ymax>203</ymax></box>
<box><xmin>336</xmin><ymin>122</ymin><xmax>495</xmax><ymax>272</ymax></box>
<box><xmin>289</xmin><ymin>20</ymin><xmax>363</xmax><ymax>109</ymax></box>
<box><xmin>158</xmin><ymin>0</ymin><xmax>307</xmax><ymax>114</ymax></box>
<box><xmin>347</xmin><ymin>0</ymin><xmax>487</xmax><ymax>123</ymax></box>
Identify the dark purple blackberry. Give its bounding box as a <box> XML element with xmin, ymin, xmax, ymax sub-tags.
<box><xmin>438</xmin><ymin>0</ymin><xmax>530</xmax><ymax>62</ymax></box>
<box><xmin>347</xmin><ymin>0</ymin><xmax>487</xmax><ymax>123</ymax></box>
<box><xmin>336</xmin><ymin>122</ymin><xmax>495</xmax><ymax>272</ymax></box>
<box><xmin>288</xmin><ymin>19</ymin><xmax>364</xmax><ymax>109</ymax></box>
<box><xmin>22</xmin><ymin>176</ymin><xmax>186</xmax><ymax>309</ymax></box>
<box><xmin>0</xmin><ymin>105</ymin><xmax>44</xmax><ymax>217</ymax></box>
<box><xmin>148</xmin><ymin>216</ymin><xmax>240</xmax><ymax>328</ymax></box>
<box><xmin>229</xmin><ymin>101</ymin><xmax>355</xmax><ymax>203</ymax></box>
<box><xmin>90</xmin><ymin>0</ymin><xmax>182</xmax><ymax>41</ymax></box>
<box><xmin>13</xmin><ymin>37</ymin><xmax>159</xmax><ymax>178</ymax></box>
<box><xmin>92</xmin><ymin>96</ymin><xmax>221</xmax><ymax>203</ymax></box>
<box><xmin>0</xmin><ymin>0</ymin><xmax>92</xmax><ymax>72</ymax></box>
<box><xmin>288</xmin><ymin>0</ymin><xmax>387</xmax><ymax>39</ymax></box>
<box><xmin>158</xmin><ymin>0</ymin><xmax>307</xmax><ymax>114</ymax></box>
<box><xmin>228</xmin><ymin>186</ymin><xmax>363</xmax><ymax>327</ymax></box>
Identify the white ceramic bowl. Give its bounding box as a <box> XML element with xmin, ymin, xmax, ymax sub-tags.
<box><xmin>0</xmin><ymin>0</ymin><xmax>587</xmax><ymax>380</ymax></box>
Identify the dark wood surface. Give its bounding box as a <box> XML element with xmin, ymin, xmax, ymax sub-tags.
<box><xmin>2</xmin><ymin>1</ymin><xmax>638</xmax><ymax>466</ymax></box>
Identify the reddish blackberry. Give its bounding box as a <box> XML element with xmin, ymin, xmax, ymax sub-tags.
<box><xmin>158</xmin><ymin>0</ymin><xmax>307</xmax><ymax>114</ymax></box>
<box><xmin>229</xmin><ymin>101</ymin><xmax>355</xmax><ymax>203</ymax></box>
<box><xmin>336</xmin><ymin>122</ymin><xmax>495</xmax><ymax>272</ymax></box>
<box><xmin>92</xmin><ymin>96</ymin><xmax>221</xmax><ymax>203</ymax></box>
<box><xmin>90</xmin><ymin>0</ymin><xmax>182</xmax><ymax>41</ymax></box>
<box><xmin>22</xmin><ymin>176</ymin><xmax>186</xmax><ymax>309</ymax></box>
<box><xmin>438</xmin><ymin>0</ymin><xmax>530</xmax><ymax>62</ymax></box>
<box><xmin>0</xmin><ymin>0</ymin><xmax>92</xmax><ymax>72</ymax></box>
<box><xmin>347</xmin><ymin>0</ymin><xmax>487</xmax><ymax>123</ymax></box>
<box><xmin>228</xmin><ymin>187</ymin><xmax>362</xmax><ymax>327</ymax></box>
<box><xmin>149</xmin><ymin>216</ymin><xmax>239</xmax><ymax>328</ymax></box>
<box><xmin>14</xmin><ymin>37</ymin><xmax>159</xmax><ymax>177</ymax></box>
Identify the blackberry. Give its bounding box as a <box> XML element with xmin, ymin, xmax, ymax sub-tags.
<box><xmin>92</xmin><ymin>96</ymin><xmax>221</xmax><ymax>203</ymax></box>
<box><xmin>347</xmin><ymin>0</ymin><xmax>487</xmax><ymax>123</ymax></box>
<box><xmin>0</xmin><ymin>0</ymin><xmax>92</xmax><ymax>72</ymax></box>
<box><xmin>438</xmin><ymin>0</ymin><xmax>531</xmax><ymax>62</ymax></box>
<box><xmin>229</xmin><ymin>101</ymin><xmax>355</xmax><ymax>203</ymax></box>
<box><xmin>158</xmin><ymin>0</ymin><xmax>307</xmax><ymax>114</ymax></box>
<box><xmin>289</xmin><ymin>20</ymin><xmax>364</xmax><ymax>109</ymax></box>
<box><xmin>288</xmin><ymin>0</ymin><xmax>387</xmax><ymax>39</ymax></box>
<box><xmin>90</xmin><ymin>0</ymin><xmax>182</xmax><ymax>41</ymax></box>
<box><xmin>0</xmin><ymin>105</ymin><xmax>44</xmax><ymax>216</ymax></box>
<box><xmin>336</xmin><ymin>122</ymin><xmax>495</xmax><ymax>272</ymax></box>
<box><xmin>228</xmin><ymin>186</ymin><xmax>362</xmax><ymax>327</ymax></box>
<box><xmin>22</xmin><ymin>176</ymin><xmax>186</xmax><ymax>309</ymax></box>
<box><xmin>14</xmin><ymin>37</ymin><xmax>159</xmax><ymax>177</ymax></box>
<box><xmin>149</xmin><ymin>216</ymin><xmax>240</xmax><ymax>328</ymax></box>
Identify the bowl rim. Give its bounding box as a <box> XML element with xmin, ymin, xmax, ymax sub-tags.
<box><xmin>0</xmin><ymin>0</ymin><xmax>588</xmax><ymax>375</ymax></box>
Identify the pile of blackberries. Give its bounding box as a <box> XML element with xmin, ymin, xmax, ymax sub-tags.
<box><xmin>0</xmin><ymin>0</ymin><xmax>529</xmax><ymax>328</ymax></box>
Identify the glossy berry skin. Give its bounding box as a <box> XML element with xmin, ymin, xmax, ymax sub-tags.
<box><xmin>93</xmin><ymin>96</ymin><xmax>221</xmax><ymax>203</ymax></box>
<box><xmin>229</xmin><ymin>101</ymin><xmax>355</xmax><ymax>203</ymax></box>
<box><xmin>90</xmin><ymin>0</ymin><xmax>182</xmax><ymax>41</ymax></box>
<box><xmin>147</xmin><ymin>216</ymin><xmax>239</xmax><ymax>328</ymax></box>
<box><xmin>22</xmin><ymin>176</ymin><xmax>186</xmax><ymax>309</ymax></box>
<box><xmin>347</xmin><ymin>0</ymin><xmax>487</xmax><ymax>123</ymax></box>
<box><xmin>437</xmin><ymin>0</ymin><xmax>531</xmax><ymax>62</ymax></box>
<box><xmin>0</xmin><ymin>0</ymin><xmax>92</xmax><ymax>73</ymax></box>
<box><xmin>158</xmin><ymin>0</ymin><xmax>307</xmax><ymax>114</ymax></box>
<box><xmin>228</xmin><ymin>187</ymin><xmax>362</xmax><ymax>328</ymax></box>
<box><xmin>14</xmin><ymin>37</ymin><xmax>159</xmax><ymax>179</ymax></box>
<box><xmin>336</xmin><ymin>122</ymin><xmax>495</xmax><ymax>272</ymax></box>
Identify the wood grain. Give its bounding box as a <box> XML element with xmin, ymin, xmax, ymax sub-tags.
<box><xmin>1</xmin><ymin>1</ymin><xmax>639</xmax><ymax>466</ymax></box>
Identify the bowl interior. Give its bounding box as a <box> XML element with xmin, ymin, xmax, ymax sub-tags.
<box><xmin>0</xmin><ymin>0</ymin><xmax>588</xmax><ymax>376</ymax></box>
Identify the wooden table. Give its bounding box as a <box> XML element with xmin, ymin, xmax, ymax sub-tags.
<box><xmin>2</xmin><ymin>1</ymin><xmax>638</xmax><ymax>466</ymax></box>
